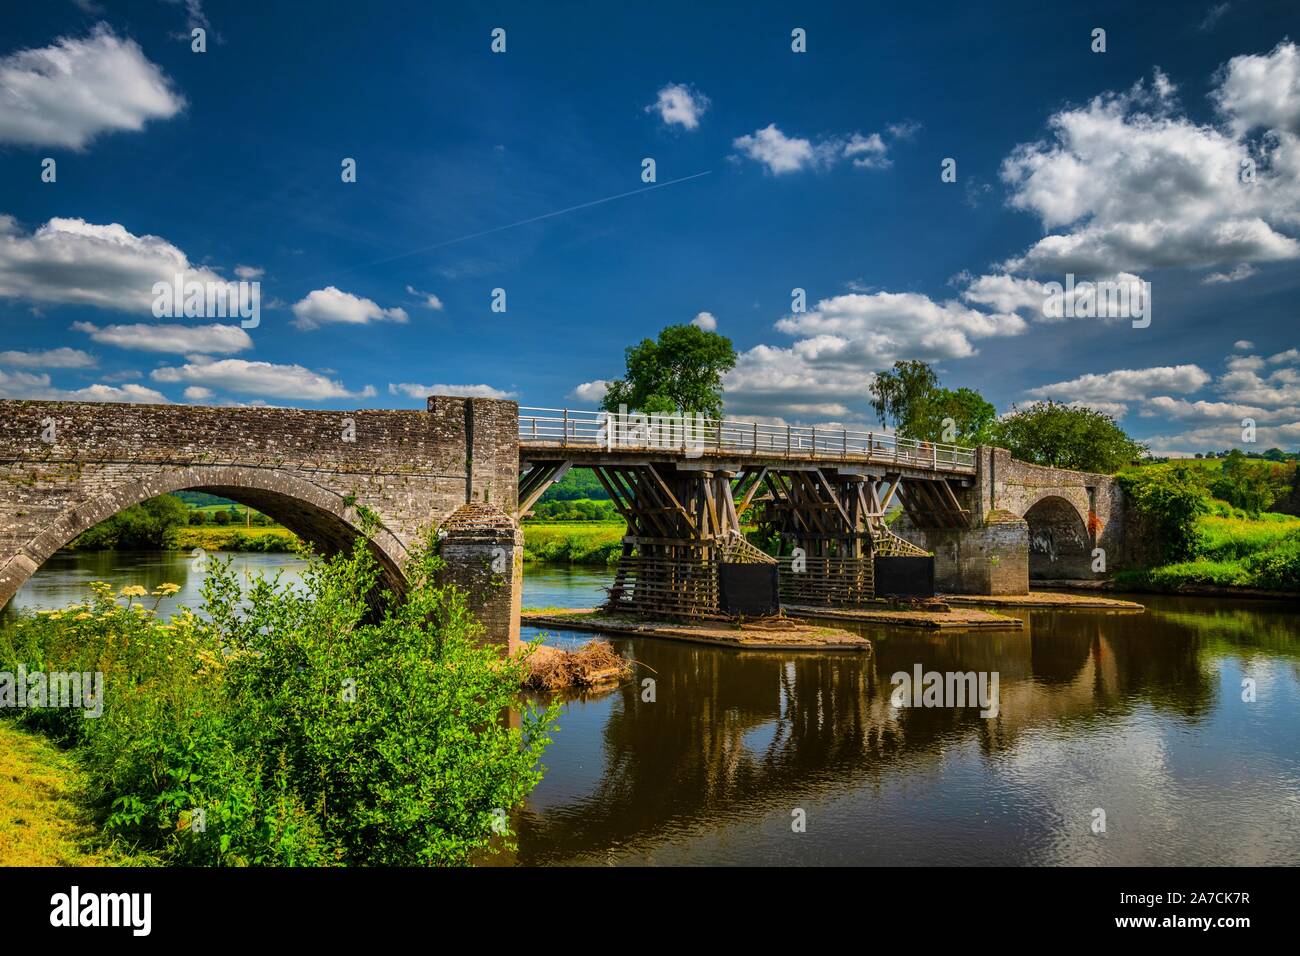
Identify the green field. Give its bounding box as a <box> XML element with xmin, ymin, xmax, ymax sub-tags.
<box><xmin>521</xmin><ymin>521</ymin><xmax>623</xmax><ymax>564</ymax></box>
<box><xmin>176</xmin><ymin>525</ymin><xmax>301</xmax><ymax>553</ymax></box>
<box><xmin>1116</xmin><ymin>457</ymin><xmax>1300</xmax><ymax>592</ymax></box>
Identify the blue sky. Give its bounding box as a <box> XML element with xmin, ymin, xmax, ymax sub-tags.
<box><xmin>1</xmin><ymin>0</ymin><xmax>1299</xmax><ymax>454</ymax></box>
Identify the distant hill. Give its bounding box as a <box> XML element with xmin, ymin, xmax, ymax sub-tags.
<box><xmin>537</xmin><ymin>468</ymin><xmax>609</xmax><ymax>503</ymax></box>
<box><xmin>172</xmin><ymin>491</ymin><xmax>237</xmax><ymax>508</ymax></box>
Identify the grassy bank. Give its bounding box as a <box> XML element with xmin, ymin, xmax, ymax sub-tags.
<box><xmin>0</xmin><ymin>721</ymin><xmax>151</xmax><ymax>866</ymax></box>
<box><xmin>1114</xmin><ymin>504</ymin><xmax>1300</xmax><ymax>593</ymax></box>
<box><xmin>522</xmin><ymin>521</ymin><xmax>623</xmax><ymax>564</ymax></box>
<box><xmin>175</xmin><ymin>525</ymin><xmax>300</xmax><ymax>553</ymax></box>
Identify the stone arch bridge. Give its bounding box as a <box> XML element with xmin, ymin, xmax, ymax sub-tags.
<box><xmin>1</xmin><ymin>399</ymin><xmax>1127</xmax><ymax>644</ymax></box>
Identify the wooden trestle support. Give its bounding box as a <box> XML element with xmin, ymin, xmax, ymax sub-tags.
<box><xmin>519</xmin><ymin>459</ymin><xmax>973</xmax><ymax>618</ymax></box>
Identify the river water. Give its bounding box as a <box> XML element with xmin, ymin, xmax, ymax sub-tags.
<box><xmin>4</xmin><ymin>553</ymin><xmax>1299</xmax><ymax>866</ymax></box>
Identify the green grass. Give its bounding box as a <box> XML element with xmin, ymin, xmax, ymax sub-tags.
<box><xmin>522</xmin><ymin>521</ymin><xmax>623</xmax><ymax>565</ymax></box>
<box><xmin>175</xmin><ymin>526</ymin><xmax>300</xmax><ymax>553</ymax></box>
<box><xmin>1115</xmin><ymin>511</ymin><xmax>1300</xmax><ymax>592</ymax></box>
<box><xmin>1195</xmin><ymin>513</ymin><xmax>1300</xmax><ymax>561</ymax></box>
<box><xmin>0</xmin><ymin>721</ymin><xmax>153</xmax><ymax>866</ymax></box>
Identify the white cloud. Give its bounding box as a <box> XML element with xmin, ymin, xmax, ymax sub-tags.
<box><xmin>732</xmin><ymin>124</ymin><xmax>823</xmax><ymax>175</ymax></box>
<box><xmin>691</xmin><ymin>311</ymin><xmax>717</xmax><ymax>331</ymax></box>
<box><xmin>0</xmin><ymin>215</ymin><xmax>226</xmax><ymax>313</ymax></box>
<box><xmin>234</xmin><ymin>264</ymin><xmax>264</xmax><ymax>280</ymax></box>
<box><xmin>1233</xmin><ymin>339</ymin><xmax>1255</xmax><ymax>350</ymax></box>
<box><xmin>72</xmin><ymin>321</ymin><xmax>252</xmax><ymax>354</ymax></box>
<box><xmin>1025</xmin><ymin>365</ymin><xmax>1211</xmax><ymax>402</ymax></box>
<box><xmin>0</xmin><ymin>347</ymin><xmax>96</xmax><ymax>369</ymax></box>
<box><xmin>962</xmin><ymin>271</ymin><xmax>1148</xmax><ymax>321</ymax></box>
<box><xmin>0</xmin><ymin>25</ymin><xmax>184</xmax><ymax>149</ymax></box>
<box><xmin>152</xmin><ymin>358</ymin><xmax>373</xmax><ymax>401</ymax></box>
<box><xmin>291</xmin><ymin>287</ymin><xmax>408</xmax><ymax>330</ymax></box>
<box><xmin>775</xmin><ymin>292</ymin><xmax>1025</xmax><ymax>364</ymax></box>
<box><xmin>1202</xmin><ymin>263</ymin><xmax>1258</xmax><ymax>284</ymax></box>
<box><xmin>647</xmin><ymin>82</ymin><xmax>709</xmax><ymax>130</ymax></box>
<box><xmin>571</xmin><ymin>380</ymin><xmax>609</xmax><ymax>404</ymax></box>
<box><xmin>387</xmin><ymin>382</ymin><xmax>515</xmax><ymax>400</ymax></box>
<box><xmin>1212</xmin><ymin>40</ymin><xmax>1300</xmax><ymax>137</ymax></box>
<box><xmin>999</xmin><ymin>58</ymin><xmax>1300</xmax><ymax>276</ymax></box>
<box><xmin>183</xmin><ymin>386</ymin><xmax>214</xmax><ymax>402</ymax></box>
<box><xmin>0</xmin><ymin>369</ymin><xmax>167</xmax><ymax>403</ymax></box>
<box><xmin>723</xmin><ymin>343</ymin><xmax>874</xmax><ymax>420</ymax></box>
<box><xmin>732</xmin><ymin>124</ymin><xmax>906</xmax><ymax>175</ymax></box>
<box><xmin>404</xmin><ymin>284</ymin><xmax>444</xmax><ymax>310</ymax></box>
<box><xmin>1140</xmin><ymin>395</ymin><xmax>1279</xmax><ymax>423</ymax></box>
<box><xmin>843</xmin><ymin>132</ymin><xmax>890</xmax><ymax>169</ymax></box>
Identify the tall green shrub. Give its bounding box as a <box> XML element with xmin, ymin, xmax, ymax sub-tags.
<box><xmin>1118</xmin><ymin>465</ymin><xmax>1210</xmax><ymax>563</ymax></box>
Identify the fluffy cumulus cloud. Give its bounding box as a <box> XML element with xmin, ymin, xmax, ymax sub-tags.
<box><xmin>151</xmin><ymin>358</ymin><xmax>374</xmax><ymax>401</ymax></box>
<box><xmin>1026</xmin><ymin>365</ymin><xmax>1211</xmax><ymax>405</ymax></box>
<box><xmin>1022</xmin><ymin>349</ymin><xmax>1300</xmax><ymax>454</ymax></box>
<box><xmin>723</xmin><ymin>343</ymin><xmax>864</xmax><ymax>420</ymax></box>
<box><xmin>775</xmin><ymin>292</ymin><xmax>1024</xmax><ymax>363</ymax></box>
<box><xmin>721</xmin><ymin>292</ymin><xmax>1024</xmax><ymax>419</ymax></box>
<box><xmin>690</xmin><ymin>311</ymin><xmax>717</xmax><ymax>331</ymax></box>
<box><xmin>996</xmin><ymin>49</ymin><xmax>1300</xmax><ymax>279</ymax></box>
<box><xmin>291</xmin><ymin>287</ymin><xmax>409</xmax><ymax>330</ymax></box>
<box><xmin>646</xmin><ymin>82</ymin><xmax>709</xmax><ymax>130</ymax></box>
<box><xmin>387</xmin><ymin>382</ymin><xmax>515</xmax><ymax>400</ymax></box>
<box><xmin>72</xmin><ymin>321</ymin><xmax>252</xmax><ymax>354</ymax></box>
<box><xmin>0</xmin><ymin>216</ymin><xmax>226</xmax><ymax>313</ymax></box>
<box><xmin>0</xmin><ymin>347</ymin><xmax>96</xmax><ymax>369</ymax></box>
<box><xmin>571</xmin><ymin>380</ymin><xmax>609</xmax><ymax>404</ymax></box>
<box><xmin>0</xmin><ymin>25</ymin><xmax>185</xmax><ymax>149</ymax></box>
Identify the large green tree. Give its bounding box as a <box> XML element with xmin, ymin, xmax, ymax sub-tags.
<box><xmin>990</xmin><ymin>401</ymin><xmax>1146</xmax><ymax>473</ymax></box>
<box><xmin>868</xmin><ymin>360</ymin><xmax>996</xmax><ymax>444</ymax></box>
<box><xmin>601</xmin><ymin>324</ymin><xmax>737</xmax><ymax>420</ymax></box>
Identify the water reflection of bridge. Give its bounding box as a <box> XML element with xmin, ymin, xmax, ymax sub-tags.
<box><xmin>508</xmin><ymin>607</ymin><xmax>1219</xmax><ymax>864</ymax></box>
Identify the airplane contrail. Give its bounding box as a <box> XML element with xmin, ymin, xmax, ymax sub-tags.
<box><xmin>294</xmin><ymin>169</ymin><xmax>713</xmax><ymax>283</ymax></box>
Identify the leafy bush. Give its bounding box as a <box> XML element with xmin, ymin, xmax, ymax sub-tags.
<box><xmin>1118</xmin><ymin>465</ymin><xmax>1210</xmax><ymax>563</ymax></box>
<box><xmin>0</xmin><ymin>538</ymin><xmax>557</xmax><ymax>866</ymax></box>
<box><xmin>1243</xmin><ymin>531</ymin><xmax>1300</xmax><ymax>590</ymax></box>
<box><xmin>1208</xmin><ymin>451</ymin><xmax>1293</xmax><ymax>515</ymax></box>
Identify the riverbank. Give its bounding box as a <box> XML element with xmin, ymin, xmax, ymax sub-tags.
<box><xmin>0</xmin><ymin>721</ymin><xmax>150</xmax><ymax>866</ymax></box>
<box><xmin>521</xmin><ymin>521</ymin><xmax>622</xmax><ymax>564</ymax></box>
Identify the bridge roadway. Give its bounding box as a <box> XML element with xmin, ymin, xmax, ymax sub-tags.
<box><xmin>517</xmin><ymin>407</ymin><xmax>978</xmax><ymax>476</ymax></box>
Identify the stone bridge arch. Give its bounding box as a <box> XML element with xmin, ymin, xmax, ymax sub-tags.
<box><xmin>0</xmin><ymin>397</ymin><xmax>525</xmax><ymax>647</ymax></box>
<box><xmin>1023</xmin><ymin>494</ymin><xmax>1092</xmax><ymax>580</ymax></box>
<box><xmin>0</xmin><ymin>464</ymin><xmax>410</xmax><ymax>609</ymax></box>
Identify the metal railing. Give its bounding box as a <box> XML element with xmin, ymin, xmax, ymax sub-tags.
<box><xmin>517</xmin><ymin>407</ymin><xmax>977</xmax><ymax>471</ymax></box>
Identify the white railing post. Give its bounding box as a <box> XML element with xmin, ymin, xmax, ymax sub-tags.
<box><xmin>562</xmin><ymin>408</ymin><xmax>569</xmax><ymax>448</ymax></box>
<box><xmin>786</xmin><ymin>424</ymin><xmax>791</xmax><ymax>457</ymax></box>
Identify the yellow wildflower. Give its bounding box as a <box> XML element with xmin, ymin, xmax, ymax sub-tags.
<box><xmin>119</xmin><ymin>585</ymin><xmax>148</xmax><ymax>598</ymax></box>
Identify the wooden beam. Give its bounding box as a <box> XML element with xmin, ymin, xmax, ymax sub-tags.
<box><xmin>519</xmin><ymin>460</ymin><xmax>571</xmax><ymax>515</ymax></box>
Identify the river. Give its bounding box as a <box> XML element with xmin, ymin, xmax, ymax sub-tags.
<box><xmin>4</xmin><ymin>552</ymin><xmax>1299</xmax><ymax>866</ymax></box>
